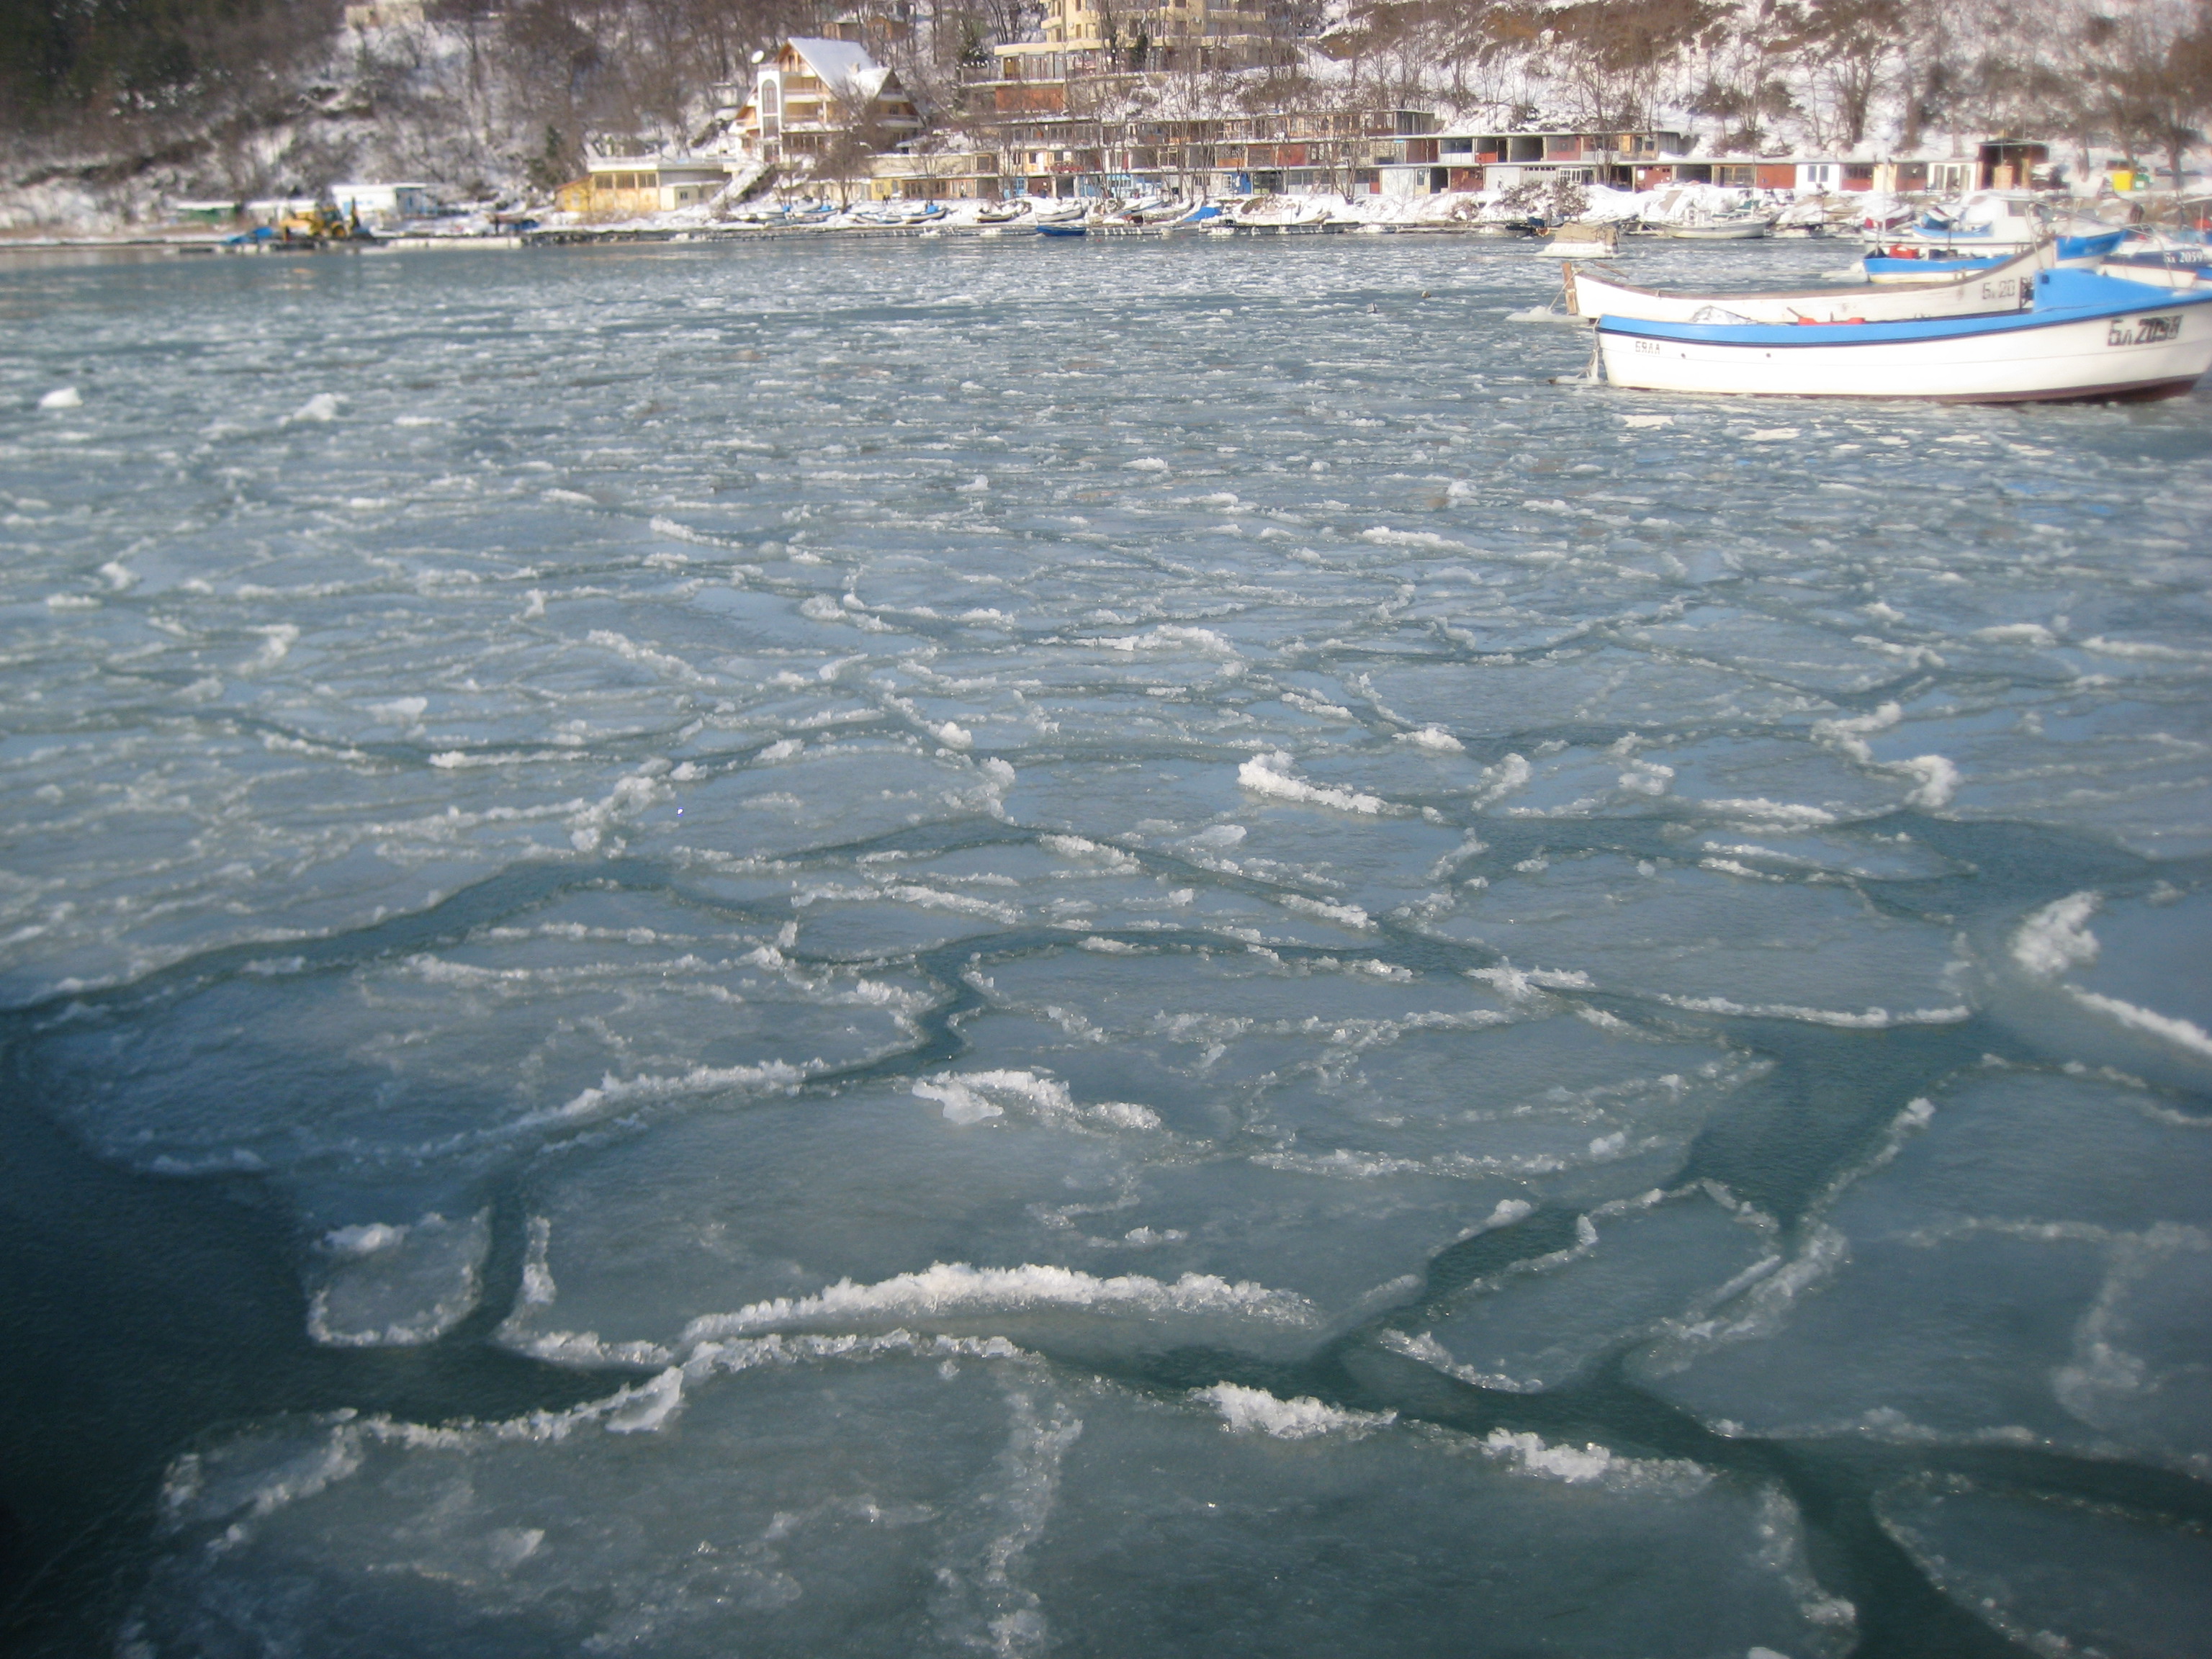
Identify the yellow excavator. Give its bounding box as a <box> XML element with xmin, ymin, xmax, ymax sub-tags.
<box><xmin>276</xmin><ymin>200</ymin><xmax>363</xmax><ymax>242</ymax></box>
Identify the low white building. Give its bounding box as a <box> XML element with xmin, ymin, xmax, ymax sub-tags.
<box><xmin>342</xmin><ymin>1</ymin><xmax>425</xmax><ymax>28</ymax></box>
<box><xmin>329</xmin><ymin>182</ymin><xmax>438</xmax><ymax>224</ymax></box>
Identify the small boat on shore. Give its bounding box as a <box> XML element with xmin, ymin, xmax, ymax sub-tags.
<box><xmin>1565</xmin><ymin>243</ymin><xmax>2046</xmax><ymax>325</ymax></box>
<box><xmin>1537</xmin><ymin>221</ymin><xmax>1621</xmax><ymax>257</ymax></box>
<box><xmin>1664</xmin><ymin>216</ymin><xmax>1775</xmax><ymax>240</ymax></box>
<box><xmin>1593</xmin><ymin>268</ymin><xmax>2212</xmax><ymax>402</ymax></box>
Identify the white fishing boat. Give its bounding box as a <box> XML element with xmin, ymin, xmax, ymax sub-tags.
<box><xmin>1593</xmin><ymin>268</ymin><xmax>2212</xmax><ymax>403</ymax></box>
<box><xmin>1563</xmin><ymin>243</ymin><xmax>2047</xmax><ymax>325</ymax></box>
<box><xmin>2095</xmin><ymin>237</ymin><xmax>2211</xmax><ymax>289</ymax></box>
<box><xmin>2096</xmin><ymin>261</ymin><xmax>2212</xmax><ymax>290</ymax></box>
<box><xmin>1663</xmin><ymin>217</ymin><xmax>1775</xmax><ymax>240</ymax></box>
<box><xmin>1869</xmin><ymin>191</ymin><xmax>2128</xmax><ymax>266</ymax></box>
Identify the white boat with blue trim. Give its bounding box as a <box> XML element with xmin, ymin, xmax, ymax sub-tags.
<box><xmin>1593</xmin><ymin>268</ymin><xmax>2212</xmax><ymax>403</ymax></box>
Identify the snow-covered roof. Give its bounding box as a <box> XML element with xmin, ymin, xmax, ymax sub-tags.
<box><xmin>784</xmin><ymin>37</ymin><xmax>892</xmax><ymax>102</ymax></box>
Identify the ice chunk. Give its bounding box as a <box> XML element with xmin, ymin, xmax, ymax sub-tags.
<box><xmin>1389</xmin><ymin>1187</ymin><xmax>1779</xmax><ymax>1392</ymax></box>
<box><xmin>1995</xmin><ymin>887</ymin><xmax>2212</xmax><ymax>1087</ymax></box>
<box><xmin>1237</xmin><ymin>750</ymin><xmax>1392</xmax><ymax>815</ymax></box>
<box><xmin>1192</xmin><ymin>1381</ymin><xmax>1394</xmax><ymax>1439</ymax></box>
<box><xmin>1879</xmin><ymin>1478</ymin><xmax>2212</xmax><ymax>1658</ymax></box>
<box><xmin>2011</xmin><ymin>891</ymin><xmax>2102</xmax><ymax>979</ymax></box>
<box><xmin>1638</xmin><ymin>1071</ymin><xmax>2212</xmax><ymax>1467</ymax></box>
<box><xmin>1430</xmin><ymin>855</ymin><xmax>1969</xmax><ymax>1026</ymax></box>
<box><xmin>1642</xmin><ymin>1224</ymin><xmax>2111</xmax><ymax>1447</ymax></box>
<box><xmin>307</xmin><ymin>1209</ymin><xmax>490</xmax><ymax>1347</ymax></box>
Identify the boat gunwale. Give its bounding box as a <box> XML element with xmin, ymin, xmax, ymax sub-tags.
<box><xmin>1568</xmin><ymin>249</ymin><xmax>2045</xmax><ymax>307</ymax></box>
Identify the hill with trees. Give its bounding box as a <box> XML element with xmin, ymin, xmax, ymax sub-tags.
<box><xmin>1</xmin><ymin>0</ymin><xmax>2207</xmax><ymax>227</ymax></box>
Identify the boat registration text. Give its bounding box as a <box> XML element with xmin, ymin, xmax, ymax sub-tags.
<box><xmin>2110</xmin><ymin>315</ymin><xmax>2184</xmax><ymax>346</ymax></box>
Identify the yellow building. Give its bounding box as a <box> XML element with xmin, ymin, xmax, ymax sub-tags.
<box><xmin>565</xmin><ymin>157</ymin><xmax>735</xmax><ymax>217</ymax></box>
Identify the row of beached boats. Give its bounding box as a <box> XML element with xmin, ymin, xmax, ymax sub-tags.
<box><xmin>1552</xmin><ymin>233</ymin><xmax>2212</xmax><ymax>401</ymax></box>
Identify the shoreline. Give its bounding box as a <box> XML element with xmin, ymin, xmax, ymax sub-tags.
<box><xmin>0</xmin><ymin>220</ymin><xmax>1843</xmax><ymax>258</ymax></box>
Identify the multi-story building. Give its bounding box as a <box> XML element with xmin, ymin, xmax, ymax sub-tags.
<box><xmin>994</xmin><ymin>0</ymin><xmax>1291</xmax><ymax>84</ymax></box>
<box><xmin>968</xmin><ymin>103</ymin><xmax>1437</xmax><ymax>199</ymax></box>
<box><xmin>1421</xmin><ymin>130</ymin><xmax>1694</xmax><ymax>193</ymax></box>
<box><xmin>720</xmin><ymin>38</ymin><xmax>922</xmax><ymax>166</ymax></box>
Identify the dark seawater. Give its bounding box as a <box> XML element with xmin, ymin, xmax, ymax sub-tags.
<box><xmin>1</xmin><ymin>234</ymin><xmax>2208</xmax><ymax>1658</ymax></box>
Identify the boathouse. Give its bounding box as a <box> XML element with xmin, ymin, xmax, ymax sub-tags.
<box><xmin>565</xmin><ymin>156</ymin><xmax>734</xmax><ymax>215</ymax></box>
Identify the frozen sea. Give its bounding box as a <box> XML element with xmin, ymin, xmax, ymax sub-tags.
<box><xmin>2</xmin><ymin>233</ymin><xmax>2210</xmax><ymax>1659</ymax></box>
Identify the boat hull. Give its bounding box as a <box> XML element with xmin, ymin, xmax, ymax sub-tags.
<box><xmin>1598</xmin><ymin>296</ymin><xmax>2212</xmax><ymax>402</ymax></box>
<box><xmin>1663</xmin><ymin>222</ymin><xmax>1771</xmax><ymax>240</ymax></box>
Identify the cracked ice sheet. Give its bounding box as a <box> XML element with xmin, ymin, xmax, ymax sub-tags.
<box><xmin>1892</xmin><ymin>697</ymin><xmax>2212</xmax><ymax>858</ymax></box>
<box><xmin>962</xmin><ymin>947</ymin><xmax>1753</xmax><ymax>1189</ymax></box>
<box><xmin>1632</xmin><ymin>1070</ymin><xmax>2212</xmax><ymax>1473</ymax></box>
<box><xmin>1877</xmin><ymin>1479</ymin><xmax>2212</xmax><ymax>1659</ymax></box>
<box><xmin>23</xmin><ymin>886</ymin><xmax>927</xmax><ymax>1183</ymax></box>
<box><xmin>130</xmin><ymin>1342</ymin><xmax>1852</xmax><ymax>1659</ymax></box>
<box><xmin>495</xmin><ymin>1074</ymin><xmax>1478</xmax><ymax>1367</ymax></box>
<box><xmin>498</xmin><ymin>958</ymin><xmax>1754</xmax><ymax>1369</ymax></box>
<box><xmin>1358</xmin><ymin>650</ymin><xmax>1827</xmax><ymax>739</ymax></box>
<box><xmin>1426</xmin><ymin>853</ymin><xmax>1972</xmax><ymax>1025</ymax></box>
<box><xmin>19</xmin><ymin>884</ymin><xmax>931</xmax><ymax>1359</ymax></box>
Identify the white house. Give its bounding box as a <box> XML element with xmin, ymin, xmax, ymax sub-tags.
<box><xmin>724</xmin><ymin>39</ymin><xmax>921</xmax><ymax>165</ymax></box>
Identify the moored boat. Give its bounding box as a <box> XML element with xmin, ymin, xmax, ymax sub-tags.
<box><xmin>1663</xmin><ymin>217</ymin><xmax>1775</xmax><ymax>240</ymax></box>
<box><xmin>1863</xmin><ymin>253</ymin><xmax>2008</xmax><ymax>282</ymax></box>
<box><xmin>1537</xmin><ymin>221</ymin><xmax>1621</xmax><ymax>257</ymax></box>
<box><xmin>1863</xmin><ymin>231</ymin><xmax>2123</xmax><ymax>282</ymax></box>
<box><xmin>1593</xmin><ymin>268</ymin><xmax>2212</xmax><ymax>402</ymax></box>
<box><xmin>2097</xmin><ymin>238</ymin><xmax>2212</xmax><ymax>289</ymax></box>
<box><xmin>1565</xmin><ymin>243</ymin><xmax>2046</xmax><ymax>325</ymax></box>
